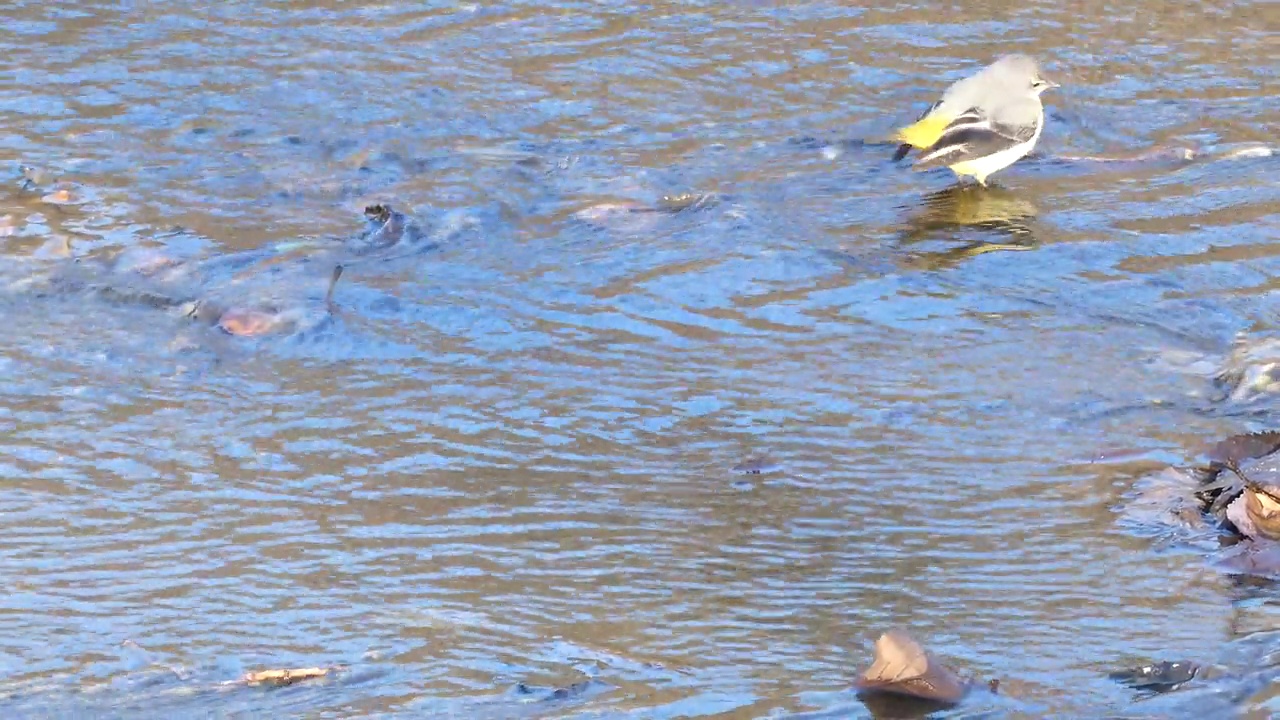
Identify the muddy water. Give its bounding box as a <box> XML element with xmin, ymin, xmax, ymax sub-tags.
<box><xmin>2</xmin><ymin>1</ymin><xmax>1279</xmax><ymax>717</ymax></box>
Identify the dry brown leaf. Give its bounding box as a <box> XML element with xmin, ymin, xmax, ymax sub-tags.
<box><xmin>218</xmin><ymin>309</ymin><xmax>282</xmax><ymax>337</ymax></box>
<box><xmin>40</xmin><ymin>187</ymin><xmax>80</xmax><ymax>205</ymax></box>
<box><xmin>854</xmin><ymin>629</ymin><xmax>969</xmax><ymax>704</ymax></box>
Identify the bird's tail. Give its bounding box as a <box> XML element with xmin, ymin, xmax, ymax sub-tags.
<box><xmin>893</xmin><ymin>113</ymin><xmax>950</xmax><ymax>150</ymax></box>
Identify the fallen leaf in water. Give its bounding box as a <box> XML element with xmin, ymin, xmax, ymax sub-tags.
<box><xmin>854</xmin><ymin>629</ymin><xmax>969</xmax><ymax>704</ymax></box>
<box><xmin>40</xmin><ymin>183</ymin><xmax>86</xmax><ymax>205</ymax></box>
<box><xmin>241</xmin><ymin>667</ymin><xmax>333</xmax><ymax>687</ymax></box>
<box><xmin>218</xmin><ymin>309</ymin><xmax>283</xmax><ymax>337</ymax></box>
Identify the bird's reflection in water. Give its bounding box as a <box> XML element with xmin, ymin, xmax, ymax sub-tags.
<box><xmin>895</xmin><ymin>184</ymin><xmax>1040</xmax><ymax>271</ymax></box>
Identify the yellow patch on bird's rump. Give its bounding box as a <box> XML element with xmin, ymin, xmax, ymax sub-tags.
<box><xmin>893</xmin><ymin>114</ymin><xmax>951</xmax><ymax>149</ymax></box>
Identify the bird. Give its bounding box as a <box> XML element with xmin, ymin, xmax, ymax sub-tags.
<box><xmin>891</xmin><ymin>55</ymin><xmax>1058</xmax><ymax>186</ymax></box>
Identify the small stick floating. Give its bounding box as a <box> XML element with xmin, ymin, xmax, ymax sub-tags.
<box><xmin>325</xmin><ymin>264</ymin><xmax>344</xmax><ymax>309</ymax></box>
<box><xmin>235</xmin><ymin>666</ymin><xmax>338</xmax><ymax>687</ymax></box>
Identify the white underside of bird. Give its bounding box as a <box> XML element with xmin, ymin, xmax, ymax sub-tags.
<box><xmin>913</xmin><ymin>107</ymin><xmax>1044</xmax><ymax>185</ymax></box>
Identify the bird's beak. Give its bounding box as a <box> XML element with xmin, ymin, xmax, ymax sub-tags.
<box><xmin>1042</xmin><ymin>78</ymin><xmax>1060</xmax><ymax>90</ymax></box>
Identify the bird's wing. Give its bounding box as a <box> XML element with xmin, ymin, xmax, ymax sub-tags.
<box><xmin>912</xmin><ymin>109</ymin><xmax>1038</xmax><ymax>170</ymax></box>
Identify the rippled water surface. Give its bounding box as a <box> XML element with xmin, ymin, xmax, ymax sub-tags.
<box><xmin>3</xmin><ymin>1</ymin><xmax>1280</xmax><ymax>717</ymax></box>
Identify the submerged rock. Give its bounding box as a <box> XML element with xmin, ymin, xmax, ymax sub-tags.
<box><xmin>851</xmin><ymin>624</ymin><xmax>1280</xmax><ymax>716</ymax></box>
<box><xmin>1119</xmin><ymin>431</ymin><xmax>1280</xmax><ymax>577</ymax></box>
<box><xmin>1196</xmin><ymin>431</ymin><xmax>1280</xmax><ymax>543</ymax></box>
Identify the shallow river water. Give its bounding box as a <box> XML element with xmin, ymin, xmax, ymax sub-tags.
<box><xmin>2</xmin><ymin>2</ymin><xmax>1279</xmax><ymax>718</ymax></box>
